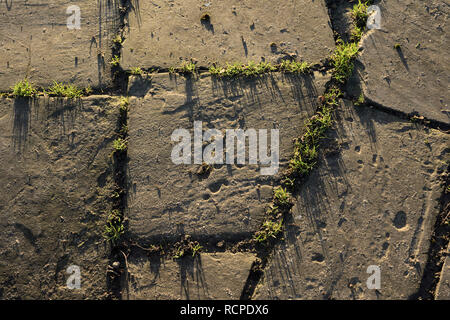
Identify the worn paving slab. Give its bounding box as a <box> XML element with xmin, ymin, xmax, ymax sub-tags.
<box><xmin>121</xmin><ymin>0</ymin><xmax>335</xmax><ymax>69</ymax></box>
<box><xmin>126</xmin><ymin>72</ymin><xmax>330</xmax><ymax>244</ymax></box>
<box><xmin>125</xmin><ymin>252</ymin><xmax>254</xmax><ymax>300</ymax></box>
<box><xmin>254</xmin><ymin>101</ymin><xmax>450</xmax><ymax>300</ymax></box>
<box><xmin>0</xmin><ymin>96</ymin><xmax>120</xmax><ymax>299</ymax></box>
<box><xmin>352</xmin><ymin>0</ymin><xmax>450</xmax><ymax>125</ymax></box>
<box><xmin>435</xmin><ymin>248</ymin><xmax>450</xmax><ymax>300</ymax></box>
<box><xmin>0</xmin><ymin>0</ymin><xmax>119</xmax><ymax>91</ymax></box>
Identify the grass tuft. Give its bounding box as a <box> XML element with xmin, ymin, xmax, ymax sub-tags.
<box><xmin>112</xmin><ymin>35</ymin><xmax>123</xmax><ymax>45</ymax></box>
<box><xmin>84</xmin><ymin>86</ymin><xmax>93</xmax><ymax>95</ymax></box>
<box><xmin>173</xmin><ymin>236</ymin><xmax>203</xmax><ymax>259</ymax></box>
<box><xmin>119</xmin><ymin>97</ymin><xmax>129</xmax><ymax>112</ymax></box>
<box><xmin>178</xmin><ymin>62</ymin><xmax>197</xmax><ymax>75</ymax></box>
<box><xmin>273</xmin><ymin>186</ymin><xmax>291</xmax><ymax>208</ymax></box>
<box><xmin>113</xmin><ymin>137</ymin><xmax>127</xmax><ymax>152</ymax></box>
<box><xmin>354</xmin><ymin>93</ymin><xmax>365</xmax><ymax>106</ymax></box>
<box><xmin>352</xmin><ymin>0</ymin><xmax>370</xmax><ymax>30</ymax></box>
<box><xmin>331</xmin><ymin>40</ymin><xmax>359</xmax><ymax>83</ymax></box>
<box><xmin>104</xmin><ymin>209</ymin><xmax>124</xmax><ymax>244</ymax></box>
<box><xmin>46</xmin><ymin>81</ymin><xmax>83</xmax><ymax>98</ymax></box>
<box><xmin>209</xmin><ymin>61</ymin><xmax>276</xmax><ymax>78</ymax></box>
<box><xmin>254</xmin><ymin>219</ymin><xmax>283</xmax><ymax>243</ymax></box>
<box><xmin>12</xmin><ymin>79</ymin><xmax>37</xmax><ymax>97</ymax></box>
<box><xmin>280</xmin><ymin>60</ymin><xmax>310</xmax><ymax>73</ymax></box>
<box><xmin>350</xmin><ymin>0</ymin><xmax>371</xmax><ymax>42</ymax></box>
<box><xmin>110</xmin><ymin>55</ymin><xmax>121</xmax><ymax>66</ymax></box>
<box><xmin>130</xmin><ymin>67</ymin><xmax>143</xmax><ymax>75</ymax></box>
<box><xmin>289</xmin><ymin>88</ymin><xmax>340</xmax><ymax>177</ymax></box>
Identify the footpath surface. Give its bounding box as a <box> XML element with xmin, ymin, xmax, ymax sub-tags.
<box><xmin>0</xmin><ymin>0</ymin><xmax>448</xmax><ymax>300</ymax></box>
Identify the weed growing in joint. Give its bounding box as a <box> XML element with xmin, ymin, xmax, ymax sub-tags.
<box><xmin>104</xmin><ymin>209</ymin><xmax>124</xmax><ymax>244</ymax></box>
<box><xmin>351</xmin><ymin>25</ymin><xmax>364</xmax><ymax>42</ymax></box>
<box><xmin>113</xmin><ymin>137</ymin><xmax>127</xmax><ymax>152</ymax></box>
<box><xmin>112</xmin><ymin>35</ymin><xmax>123</xmax><ymax>45</ymax></box>
<box><xmin>354</xmin><ymin>93</ymin><xmax>365</xmax><ymax>106</ymax></box>
<box><xmin>110</xmin><ymin>55</ymin><xmax>120</xmax><ymax>66</ymax></box>
<box><xmin>119</xmin><ymin>97</ymin><xmax>129</xmax><ymax>113</ymax></box>
<box><xmin>46</xmin><ymin>81</ymin><xmax>83</xmax><ymax>98</ymax></box>
<box><xmin>252</xmin><ymin>87</ymin><xmax>341</xmax><ymax>247</ymax></box>
<box><xmin>169</xmin><ymin>62</ymin><xmax>197</xmax><ymax>75</ymax></box>
<box><xmin>12</xmin><ymin>79</ymin><xmax>37</xmax><ymax>97</ymax></box>
<box><xmin>273</xmin><ymin>186</ymin><xmax>291</xmax><ymax>208</ymax></box>
<box><xmin>281</xmin><ymin>176</ymin><xmax>295</xmax><ymax>190</ymax></box>
<box><xmin>173</xmin><ymin>247</ymin><xmax>184</xmax><ymax>259</ymax></box>
<box><xmin>254</xmin><ymin>219</ymin><xmax>283</xmax><ymax>243</ymax></box>
<box><xmin>350</xmin><ymin>1</ymin><xmax>371</xmax><ymax>42</ymax></box>
<box><xmin>179</xmin><ymin>62</ymin><xmax>197</xmax><ymax>75</ymax></box>
<box><xmin>352</xmin><ymin>1</ymin><xmax>370</xmax><ymax>30</ymax></box>
<box><xmin>324</xmin><ymin>87</ymin><xmax>343</xmax><ymax>107</ymax></box>
<box><xmin>289</xmin><ymin>88</ymin><xmax>340</xmax><ymax>177</ymax></box>
<box><xmin>209</xmin><ymin>61</ymin><xmax>276</xmax><ymax>78</ymax></box>
<box><xmin>84</xmin><ymin>86</ymin><xmax>93</xmax><ymax>95</ymax></box>
<box><xmin>130</xmin><ymin>67</ymin><xmax>143</xmax><ymax>75</ymax></box>
<box><xmin>191</xmin><ymin>243</ymin><xmax>203</xmax><ymax>257</ymax></box>
<box><xmin>209</xmin><ymin>62</ymin><xmax>243</xmax><ymax>77</ymax></box>
<box><xmin>120</xmin><ymin>124</ymin><xmax>128</xmax><ymax>135</ymax></box>
<box><xmin>266</xmin><ymin>206</ymin><xmax>281</xmax><ymax>218</ymax></box>
<box><xmin>210</xmin><ymin>60</ymin><xmax>313</xmax><ymax>78</ymax></box>
<box><xmin>280</xmin><ymin>60</ymin><xmax>310</xmax><ymax>74</ymax></box>
<box><xmin>173</xmin><ymin>236</ymin><xmax>203</xmax><ymax>259</ymax></box>
<box><xmin>290</xmin><ymin>140</ymin><xmax>318</xmax><ymax>176</ymax></box>
<box><xmin>244</xmin><ymin>61</ymin><xmax>276</xmax><ymax>76</ymax></box>
<box><xmin>254</xmin><ymin>88</ymin><xmax>341</xmax><ymax>246</ymax></box>
<box><xmin>331</xmin><ymin>40</ymin><xmax>359</xmax><ymax>83</ymax></box>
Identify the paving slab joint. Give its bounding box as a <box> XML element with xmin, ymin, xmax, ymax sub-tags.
<box><xmin>410</xmin><ymin>163</ymin><xmax>450</xmax><ymax>300</ymax></box>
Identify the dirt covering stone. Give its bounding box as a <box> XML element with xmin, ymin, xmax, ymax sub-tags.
<box><xmin>121</xmin><ymin>0</ymin><xmax>335</xmax><ymax>70</ymax></box>
<box><xmin>0</xmin><ymin>0</ymin><xmax>119</xmax><ymax>91</ymax></box>
<box><xmin>254</xmin><ymin>100</ymin><xmax>449</xmax><ymax>299</ymax></box>
<box><xmin>350</xmin><ymin>0</ymin><xmax>450</xmax><ymax>125</ymax></box>
<box><xmin>435</xmin><ymin>248</ymin><xmax>450</xmax><ymax>300</ymax></box>
<box><xmin>0</xmin><ymin>0</ymin><xmax>449</xmax><ymax>301</ymax></box>
<box><xmin>126</xmin><ymin>72</ymin><xmax>330</xmax><ymax>244</ymax></box>
<box><xmin>125</xmin><ymin>252</ymin><xmax>255</xmax><ymax>300</ymax></box>
<box><xmin>0</xmin><ymin>96</ymin><xmax>120</xmax><ymax>299</ymax></box>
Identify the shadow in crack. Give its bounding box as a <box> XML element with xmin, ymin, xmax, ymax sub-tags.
<box><xmin>96</xmin><ymin>0</ymin><xmax>123</xmax><ymax>86</ymax></box>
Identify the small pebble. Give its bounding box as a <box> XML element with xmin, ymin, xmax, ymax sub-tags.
<box><xmin>216</xmin><ymin>240</ymin><xmax>224</xmax><ymax>248</ymax></box>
